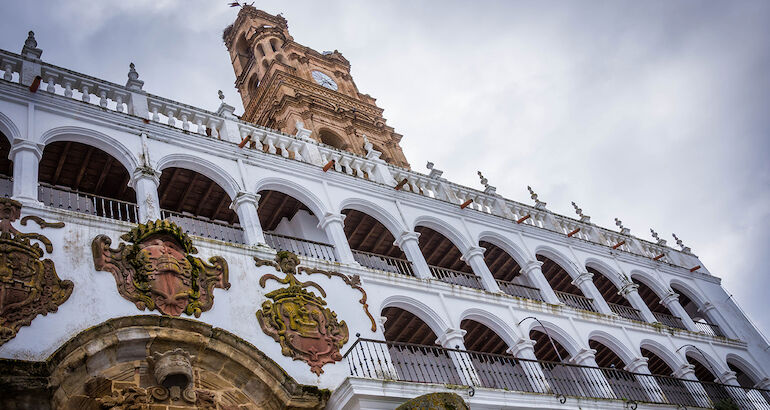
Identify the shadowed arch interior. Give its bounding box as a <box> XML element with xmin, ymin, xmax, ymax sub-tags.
<box><xmin>481</xmin><ymin>240</ymin><xmax>522</xmax><ymax>282</ymax></box>
<box><xmin>0</xmin><ymin>132</ymin><xmax>11</xmax><ymax>179</ymax></box>
<box><xmin>536</xmin><ymin>254</ymin><xmax>584</xmax><ymax>296</ymax></box>
<box><xmin>686</xmin><ymin>353</ymin><xmax>717</xmax><ymax>382</ymax></box>
<box><xmin>588</xmin><ymin>339</ymin><xmax>627</xmax><ymax>369</ymax></box>
<box><xmin>319</xmin><ymin>129</ymin><xmax>348</xmax><ymax>150</ymax></box>
<box><xmin>460</xmin><ymin>319</ymin><xmax>509</xmax><ymax>355</ymax></box>
<box><xmin>39</xmin><ymin>141</ymin><xmax>135</xmax><ymax>202</ymax></box>
<box><xmin>382</xmin><ymin>307</ymin><xmax>438</xmax><ymax>346</ymax></box>
<box><xmin>529</xmin><ymin>329</ymin><xmax>570</xmax><ymax>363</ymax></box>
<box><xmin>641</xmin><ymin>347</ymin><xmax>675</xmax><ymax>376</ymax></box>
<box><xmin>632</xmin><ymin>278</ymin><xmax>675</xmax><ymax>315</ymax></box>
<box><xmin>727</xmin><ymin>360</ymin><xmax>756</xmax><ymax>389</ymax></box>
<box><xmin>158</xmin><ymin>167</ymin><xmax>237</xmax><ymax>223</ymax></box>
<box><xmin>415</xmin><ymin>225</ymin><xmax>470</xmax><ymax>273</ymax></box>
<box><xmin>257</xmin><ymin>189</ymin><xmax>312</xmax><ymax>231</ymax></box>
<box><xmin>587</xmin><ymin>266</ymin><xmax>630</xmax><ymax>307</ymax></box>
<box><xmin>342</xmin><ymin>209</ymin><xmax>404</xmax><ymax>258</ymax></box>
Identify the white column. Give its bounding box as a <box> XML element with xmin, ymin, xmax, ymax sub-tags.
<box><xmin>718</xmin><ymin>370</ymin><xmax>754</xmax><ymax>408</ymax></box>
<box><xmin>572</xmin><ymin>271</ymin><xmax>613</xmax><ymax>315</ymax></box>
<box><xmin>521</xmin><ymin>260</ymin><xmax>561</xmax><ymax>305</ymax></box>
<box><xmin>508</xmin><ymin>339</ymin><xmax>551</xmax><ymax>393</ymax></box>
<box><xmin>394</xmin><ymin>232</ymin><xmax>432</xmax><ymax>279</ymax></box>
<box><xmin>699</xmin><ymin>302</ymin><xmax>731</xmax><ymax>338</ymax></box>
<box><xmin>437</xmin><ymin>328</ymin><xmax>481</xmax><ymax>387</ymax></box>
<box><xmin>570</xmin><ymin>348</ymin><xmax>615</xmax><ymax>399</ymax></box>
<box><xmin>660</xmin><ymin>292</ymin><xmax>698</xmax><ymax>331</ymax></box>
<box><xmin>10</xmin><ymin>139</ymin><xmax>44</xmax><ymax>204</ymax></box>
<box><xmin>624</xmin><ymin>357</ymin><xmax>666</xmax><ymax>402</ymax></box>
<box><xmin>317</xmin><ymin>213</ymin><xmax>357</xmax><ymax>265</ymax></box>
<box><xmin>673</xmin><ymin>363</ymin><xmax>713</xmax><ymax>408</ymax></box>
<box><xmin>620</xmin><ymin>283</ymin><xmax>657</xmax><ymax>323</ymax></box>
<box><xmin>229</xmin><ymin>192</ymin><xmax>265</xmax><ymax>246</ymax></box>
<box><xmin>129</xmin><ymin>167</ymin><xmax>161</xmax><ymax>222</ymax></box>
<box><xmin>461</xmin><ymin>246</ymin><xmax>501</xmax><ymax>293</ymax></box>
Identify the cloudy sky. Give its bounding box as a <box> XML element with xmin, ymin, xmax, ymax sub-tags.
<box><xmin>2</xmin><ymin>1</ymin><xmax>769</xmax><ymax>337</ymax></box>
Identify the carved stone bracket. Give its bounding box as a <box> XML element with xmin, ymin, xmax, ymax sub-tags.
<box><xmin>0</xmin><ymin>198</ymin><xmax>72</xmax><ymax>345</ymax></box>
<box><xmin>92</xmin><ymin>219</ymin><xmax>230</xmax><ymax>317</ymax></box>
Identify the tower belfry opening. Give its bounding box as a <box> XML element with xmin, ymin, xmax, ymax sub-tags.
<box><xmin>223</xmin><ymin>5</ymin><xmax>410</xmax><ymax>168</ymax></box>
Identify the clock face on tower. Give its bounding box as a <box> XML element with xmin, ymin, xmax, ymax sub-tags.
<box><xmin>311</xmin><ymin>70</ymin><xmax>338</xmax><ymax>91</ymax></box>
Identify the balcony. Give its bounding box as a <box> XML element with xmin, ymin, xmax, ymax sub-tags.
<box><xmin>428</xmin><ymin>265</ymin><xmax>483</xmax><ymax>290</ymax></box>
<box><xmin>608</xmin><ymin>302</ymin><xmax>643</xmax><ymax>322</ymax></box>
<box><xmin>496</xmin><ymin>279</ymin><xmax>544</xmax><ymax>302</ymax></box>
<box><xmin>38</xmin><ymin>183</ymin><xmax>138</xmax><ymax>223</ymax></box>
<box><xmin>264</xmin><ymin>231</ymin><xmax>337</xmax><ymax>262</ymax></box>
<box><xmin>653</xmin><ymin>312</ymin><xmax>687</xmax><ymax>330</ymax></box>
<box><xmin>160</xmin><ymin>209</ymin><xmax>245</xmax><ymax>244</ymax></box>
<box><xmin>554</xmin><ymin>290</ymin><xmax>597</xmax><ymax>312</ymax></box>
<box><xmin>694</xmin><ymin>321</ymin><xmax>725</xmax><ymax>338</ymax></box>
<box><xmin>345</xmin><ymin>338</ymin><xmax>770</xmax><ymax>409</ymax></box>
<box><xmin>352</xmin><ymin>249</ymin><xmax>414</xmax><ymax>276</ymax></box>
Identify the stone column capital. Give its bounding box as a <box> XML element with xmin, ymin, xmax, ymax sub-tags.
<box><xmin>507</xmin><ymin>339</ymin><xmax>536</xmax><ymax>357</ymax></box>
<box><xmin>316</xmin><ymin>213</ymin><xmax>345</xmax><ymax>230</ymax></box>
<box><xmin>394</xmin><ymin>231</ymin><xmax>420</xmax><ymax>248</ymax></box>
<box><xmin>229</xmin><ymin>191</ymin><xmax>260</xmax><ymax>210</ymax></box>
<box><xmin>672</xmin><ymin>363</ymin><xmax>697</xmax><ymax>379</ymax></box>
<box><xmin>436</xmin><ymin>328</ymin><xmax>467</xmax><ymax>348</ymax></box>
<box><xmin>461</xmin><ymin>246</ymin><xmax>485</xmax><ymax>261</ymax></box>
<box><xmin>9</xmin><ymin>139</ymin><xmax>44</xmax><ymax>160</ymax></box>
<box><xmin>699</xmin><ymin>301</ymin><xmax>717</xmax><ymax>313</ymax></box>
<box><xmin>570</xmin><ymin>348</ymin><xmax>597</xmax><ymax>365</ymax></box>
<box><xmin>522</xmin><ymin>260</ymin><xmax>544</xmax><ymax>275</ymax></box>
<box><xmin>619</xmin><ymin>282</ymin><xmax>640</xmax><ymax>296</ymax></box>
<box><xmin>717</xmin><ymin>370</ymin><xmax>738</xmax><ymax>385</ymax></box>
<box><xmin>129</xmin><ymin>166</ymin><xmax>161</xmax><ymax>187</ymax></box>
<box><xmin>660</xmin><ymin>292</ymin><xmax>680</xmax><ymax>306</ymax></box>
<box><xmin>624</xmin><ymin>357</ymin><xmax>650</xmax><ymax>373</ymax></box>
<box><xmin>571</xmin><ymin>271</ymin><xmax>594</xmax><ymax>287</ymax></box>
<box><xmin>755</xmin><ymin>377</ymin><xmax>770</xmax><ymax>390</ymax></box>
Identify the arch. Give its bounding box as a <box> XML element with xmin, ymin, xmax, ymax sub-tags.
<box><xmin>338</xmin><ymin>197</ymin><xmax>407</xmax><ymax>239</ymax></box>
<box><xmin>3</xmin><ymin>315</ymin><xmax>328</xmax><ymax>408</ymax></box>
<box><xmin>380</xmin><ymin>294</ymin><xmax>448</xmax><ymax>338</ymax></box>
<box><xmin>254</xmin><ymin>176</ymin><xmax>329</xmax><ymax>219</ymax></box>
<box><xmin>585</xmin><ymin>258</ymin><xmax>626</xmax><ymax>289</ymax></box>
<box><xmin>477</xmin><ymin>231</ymin><xmax>529</xmax><ymax>267</ymax></box>
<box><xmin>458</xmin><ymin>307</ymin><xmax>519</xmax><ymax>348</ymax></box>
<box><xmin>587</xmin><ymin>330</ymin><xmax>637</xmax><ymax>367</ymax></box>
<box><xmin>679</xmin><ymin>345</ymin><xmax>729</xmax><ymax>378</ymax></box>
<box><xmin>156</xmin><ymin>153</ymin><xmax>241</xmax><ymax>199</ymax></box>
<box><xmin>725</xmin><ymin>353</ymin><xmax>767</xmax><ymax>386</ymax></box>
<box><xmin>39</xmin><ymin>126</ymin><xmax>138</xmax><ymax>174</ymax></box>
<box><xmin>256</xmin><ymin>43</ymin><xmax>266</xmax><ymax>57</ymax></box>
<box><xmin>534</xmin><ymin>245</ymin><xmax>581</xmax><ymax>279</ymax></box>
<box><xmin>639</xmin><ymin>339</ymin><xmax>686</xmax><ymax>374</ymax></box>
<box><xmin>629</xmin><ymin>270</ymin><xmax>671</xmax><ymax>300</ymax></box>
<box><xmin>318</xmin><ymin>128</ymin><xmax>348</xmax><ymax>150</ymax></box>
<box><xmin>669</xmin><ymin>279</ymin><xmax>708</xmax><ymax>309</ymax></box>
<box><xmin>269</xmin><ymin>38</ymin><xmax>279</xmax><ymax>52</ymax></box>
<box><xmin>518</xmin><ymin>318</ymin><xmax>582</xmax><ymax>358</ymax></box>
<box><xmin>0</xmin><ymin>111</ymin><xmax>21</xmax><ymax>144</ymax></box>
<box><xmin>413</xmin><ymin>214</ymin><xmax>473</xmax><ymax>253</ymax></box>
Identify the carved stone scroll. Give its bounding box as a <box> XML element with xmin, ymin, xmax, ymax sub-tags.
<box><xmin>92</xmin><ymin>219</ymin><xmax>229</xmax><ymax>317</ymax></box>
<box><xmin>0</xmin><ymin>198</ymin><xmax>72</xmax><ymax>345</ymax></box>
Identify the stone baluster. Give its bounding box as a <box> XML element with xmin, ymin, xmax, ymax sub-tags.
<box><xmin>619</xmin><ymin>282</ymin><xmax>657</xmax><ymax>323</ymax></box>
<box><xmin>179</xmin><ymin>111</ymin><xmax>191</xmax><ymax>131</ymax></box>
<box><xmin>571</xmin><ymin>271</ymin><xmax>613</xmax><ymax>315</ymax></box>
<box><xmin>2</xmin><ymin>62</ymin><xmax>13</xmax><ymax>81</ymax></box>
<box><xmin>460</xmin><ymin>246</ymin><xmax>501</xmax><ymax>293</ymax></box>
<box><xmin>165</xmin><ymin>108</ymin><xmax>177</xmax><ymax>127</ymax></box>
<box><xmin>130</xmin><ymin>167</ymin><xmax>161</xmax><ymax>222</ymax></box>
<box><xmin>317</xmin><ymin>213</ymin><xmax>357</xmax><ymax>265</ymax></box>
<box><xmin>80</xmin><ymin>80</ymin><xmax>94</xmax><ymax>103</ymax></box>
<box><xmin>437</xmin><ymin>329</ymin><xmax>481</xmax><ymax>387</ymax></box>
<box><xmin>276</xmin><ymin>138</ymin><xmax>289</xmax><ymax>158</ymax></box>
<box><xmin>394</xmin><ymin>232</ymin><xmax>432</xmax><ymax>280</ymax></box>
<box><xmin>624</xmin><ymin>357</ymin><xmax>666</xmax><ymax>402</ymax></box>
<box><xmin>62</xmin><ymin>75</ymin><xmax>75</xmax><ymax>98</ymax></box>
<box><xmin>569</xmin><ymin>348</ymin><xmax>615</xmax><ymax>399</ymax></box>
<box><xmin>97</xmin><ymin>85</ymin><xmax>109</xmax><ymax>108</ymax></box>
<box><xmin>193</xmin><ymin>114</ymin><xmax>206</xmax><ymax>135</ymax></box>
<box><xmin>229</xmin><ymin>192</ymin><xmax>265</xmax><ymax>246</ymax></box>
<box><xmin>113</xmin><ymin>91</ymin><xmax>128</xmax><ymax>113</ymax></box>
<box><xmin>263</xmin><ymin>134</ymin><xmax>277</xmax><ymax>154</ymax></box>
<box><xmin>672</xmin><ymin>364</ymin><xmax>713</xmax><ymax>408</ymax></box>
<box><xmin>9</xmin><ymin>140</ymin><xmax>44</xmax><ymax>204</ymax></box>
<box><xmin>660</xmin><ymin>292</ymin><xmax>698</xmax><ymax>332</ymax></box>
<box><xmin>44</xmin><ymin>73</ymin><xmax>56</xmax><ymax>93</ymax></box>
<box><xmin>521</xmin><ymin>260</ymin><xmax>561</xmax><ymax>305</ymax></box>
<box><xmin>508</xmin><ymin>339</ymin><xmax>551</xmax><ymax>393</ymax></box>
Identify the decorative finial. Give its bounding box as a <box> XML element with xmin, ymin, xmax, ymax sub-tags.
<box><xmin>125</xmin><ymin>62</ymin><xmax>144</xmax><ymax>90</ymax></box>
<box><xmin>650</xmin><ymin>228</ymin><xmax>667</xmax><ymax>246</ymax></box>
<box><xmin>615</xmin><ymin>218</ymin><xmax>630</xmax><ymax>235</ymax></box>
<box><xmin>24</xmin><ymin>31</ymin><xmax>37</xmax><ymax>49</ymax></box>
<box><xmin>218</xmin><ymin>90</ymin><xmax>225</xmax><ymax>101</ymax></box>
<box><xmin>477</xmin><ymin>171</ymin><xmax>488</xmax><ymax>188</ymax></box>
<box><xmin>672</xmin><ymin>233</ymin><xmax>691</xmax><ymax>253</ymax></box>
<box><xmin>527</xmin><ymin>186</ymin><xmax>546</xmax><ymax>209</ymax></box>
<box><xmin>572</xmin><ymin>201</ymin><xmax>590</xmax><ymax>223</ymax></box>
<box><xmin>426</xmin><ymin>161</ymin><xmax>434</xmax><ymax>170</ymax></box>
<box><xmin>426</xmin><ymin>161</ymin><xmax>443</xmax><ymax>179</ymax></box>
<box><xmin>128</xmin><ymin>63</ymin><xmax>138</xmax><ymax>80</ymax></box>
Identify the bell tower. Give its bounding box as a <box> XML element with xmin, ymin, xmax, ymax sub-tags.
<box><xmin>223</xmin><ymin>6</ymin><xmax>410</xmax><ymax>168</ymax></box>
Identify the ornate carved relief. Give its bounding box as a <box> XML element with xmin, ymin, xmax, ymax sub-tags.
<box><xmin>256</xmin><ymin>251</ymin><xmax>367</xmax><ymax>375</ymax></box>
<box><xmin>92</xmin><ymin>220</ymin><xmax>229</xmax><ymax>317</ymax></box>
<box><xmin>0</xmin><ymin>198</ymin><xmax>72</xmax><ymax>345</ymax></box>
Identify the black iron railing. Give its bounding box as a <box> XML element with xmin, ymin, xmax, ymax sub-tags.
<box><xmin>554</xmin><ymin>290</ymin><xmax>597</xmax><ymax>312</ymax></box>
<box><xmin>608</xmin><ymin>302</ymin><xmax>643</xmax><ymax>322</ymax></box>
<box><xmin>653</xmin><ymin>312</ymin><xmax>687</xmax><ymax>330</ymax></box>
<box><xmin>693</xmin><ymin>320</ymin><xmax>725</xmax><ymax>338</ymax></box>
<box><xmin>496</xmin><ymin>279</ymin><xmax>544</xmax><ymax>302</ymax></box>
<box><xmin>352</xmin><ymin>249</ymin><xmax>414</xmax><ymax>276</ymax></box>
<box><xmin>344</xmin><ymin>339</ymin><xmax>770</xmax><ymax>409</ymax></box>
<box><xmin>264</xmin><ymin>231</ymin><xmax>337</xmax><ymax>262</ymax></box>
<box><xmin>429</xmin><ymin>265</ymin><xmax>484</xmax><ymax>290</ymax></box>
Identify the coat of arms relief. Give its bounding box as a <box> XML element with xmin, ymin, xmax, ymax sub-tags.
<box><xmin>0</xmin><ymin>198</ymin><xmax>72</xmax><ymax>345</ymax></box>
<box><xmin>92</xmin><ymin>220</ymin><xmax>229</xmax><ymax>317</ymax></box>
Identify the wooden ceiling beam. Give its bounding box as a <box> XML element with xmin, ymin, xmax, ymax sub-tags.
<box><xmin>51</xmin><ymin>142</ymin><xmax>71</xmax><ymax>185</ymax></box>
<box><xmin>266</xmin><ymin>193</ymin><xmax>291</xmax><ymax>230</ymax></box>
<box><xmin>159</xmin><ymin>168</ymin><xmax>180</xmax><ymax>204</ymax></box>
<box><xmin>93</xmin><ymin>157</ymin><xmax>112</xmax><ymax>194</ymax></box>
<box><xmin>195</xmin><ymin>180</ymin><xmax>216</xmax><ymax>216</ymax></box>
<box><xmin>176</xmin><ymin>173</ymin><xmax>198</xmax><ymax>212</ymax></box>
<box><xmin>73</xmin><ymin>147</ymin><xmax>93</xmax><ymax>191</ymax></box>
<box><xmin>212</xmin><ymin>194</ymin><xmax>230</xmax><ymax>222</ymax></box>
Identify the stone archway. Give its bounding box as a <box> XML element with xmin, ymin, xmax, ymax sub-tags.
<box><xmin>0</xmin><ymin>316</ymin><xmax>328</xmax><ymax>409</ymax></box>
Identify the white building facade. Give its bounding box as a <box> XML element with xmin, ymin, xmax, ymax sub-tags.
<box><xmin>0</xmin><ymin>26</ymin><xmax>769</xmax><ymax>410</ymax></box>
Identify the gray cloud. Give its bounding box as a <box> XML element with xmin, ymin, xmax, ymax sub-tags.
<box><xmin>2</xmin><ymin>0</ymin><xmax>768</xmax><ymax>337</ymax></box>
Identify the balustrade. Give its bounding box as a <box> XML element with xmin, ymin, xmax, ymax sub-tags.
<box><xmin>428</xmin><ymin>265</ymin><xmax>484</xmax><ymax>290</ymax></box>
<box><xmin>607</xmin><ymin>302</ymin><xmax>643</xmax><ymax>322</ymax></box>
<box><xmin>554</xmin><ymin>290</ymin><xmax>597</xmax><ymax>312</ymax></box>
<box><xmin>652</xmin><ymin>312</ymin><xmax>687</xmax><ymax>330</ymax></box>
<box><xmin>693</xmin><ymin>321</ymin><xmax>725</xmax><ymax>338</ymax></box>
<box><xmin>38</xmin><ymin>183</ymin><xmax>137</xmax><ymax>223</ymax></box>
<box><xmin>160</xmin><ymin>209</ymin><xmax>245</xmax><ymax>244</ymax></box>
<box><xmin>495</xmin><ymin>279</ymin><xmax>544</xmax><ymax>301</ymax></box>
<box><xmin>351</xmin><ymin>249</ymin><xmax>413</xmax><ymax>276</ymax></box>
<box><xmin>263</xmin><ymin>231</ymin><xmax>337</xmax><ymax>262</ymax></box>
<box><xmin>345</xmin><ymin>339</ymin><xmax>770</xmax><ymax>409</ymax></box>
